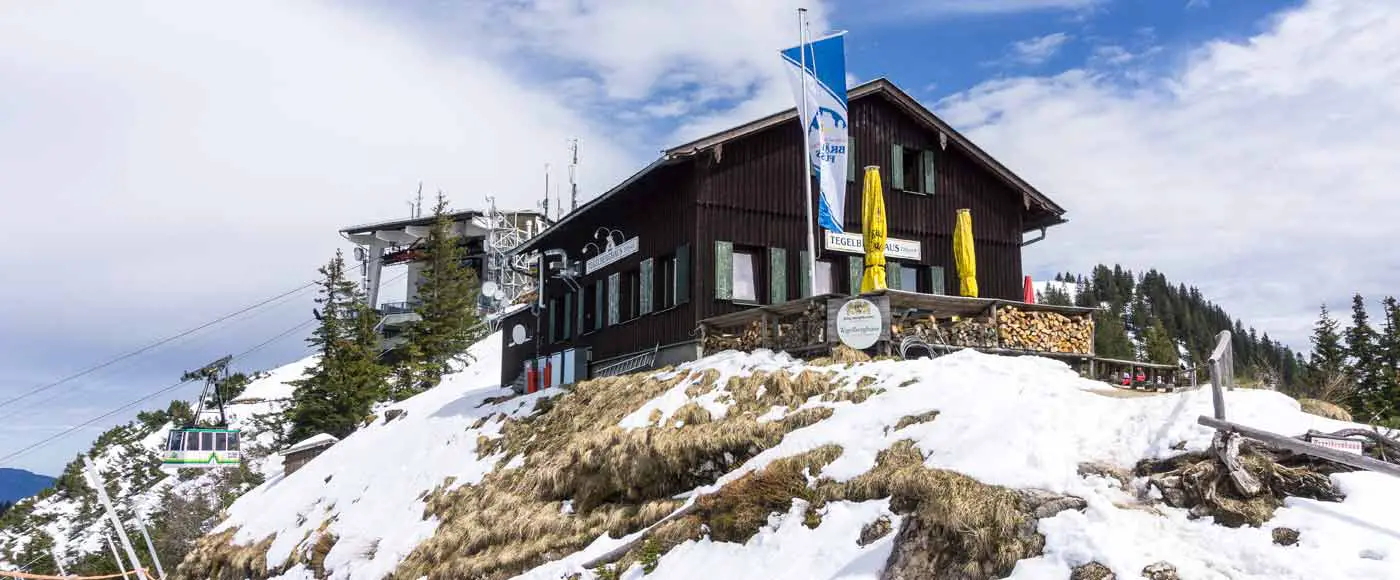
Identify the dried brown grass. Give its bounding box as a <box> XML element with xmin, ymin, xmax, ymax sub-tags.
<box><xmin>1299</xmin><ymin>398</ymin><xmax>1353</xmax><ymax>422</ymax></box>
<box><xmin>388</xmin><ymin>369</ymin><xmax>843</xmax><ymax>580</ymax></box>
<box><xmin>891</xmin><ymin>410</ymin><xmax>940</xmax><ymax>432</ymax></box>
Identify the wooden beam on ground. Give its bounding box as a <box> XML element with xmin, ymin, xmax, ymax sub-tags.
<box><xmin>1197</xmin><ymin>416</ymin><xmax>1400</xmax><ymax>479</ymax></box>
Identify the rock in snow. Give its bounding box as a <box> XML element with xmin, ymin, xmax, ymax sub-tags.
<box><xmin>176</xmin><ymin>335</ymin><xmax>1400</xmax><ymax>579</ymax></box>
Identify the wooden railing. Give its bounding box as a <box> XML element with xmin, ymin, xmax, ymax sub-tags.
<box><xmin>1199</xmin><ymin>329</ymin><xmax>1399</xmax><ymax>478</ymax></box>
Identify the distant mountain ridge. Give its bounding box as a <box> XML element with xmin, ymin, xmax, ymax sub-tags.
<box><xmin>0</xmin><ymin>468</ymin><xmax>53</xmax><ymax>503</ymax></box>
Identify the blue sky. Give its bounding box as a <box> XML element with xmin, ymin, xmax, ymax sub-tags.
<box><xmin>3</xmin><ymin>0</ymin><xmax>1398</xmax><ymax>477</ymax></box>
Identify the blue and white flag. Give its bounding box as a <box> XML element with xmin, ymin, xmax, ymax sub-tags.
<box><xmin>780</xmin><ymin>31</ymin><xmax>849</xmax><ymax>233</ymax></box>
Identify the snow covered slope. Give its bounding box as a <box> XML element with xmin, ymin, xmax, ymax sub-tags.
<box><xmin>0</xmin><ymin>356</ymin><xmax>312</xmax><ymax>571</ymax></box>
<box><xmin>187</xmin><ymin>339</ymin><xmax>1400</xmax><ymax>580</ymax></box>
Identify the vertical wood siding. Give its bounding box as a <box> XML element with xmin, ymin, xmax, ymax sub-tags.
<box><xmin>502</xmin><ymin>90</ymin><xmax>1048</xmax><ymax>385</ymax></box>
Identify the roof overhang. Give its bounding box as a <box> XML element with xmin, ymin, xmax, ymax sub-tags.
<box><xmin>514</xmin><ymin>157</ymin><xmax>680</xmax><ymax>255</ymax></box>
<box><xmin>666</xmin><ymin>78</ymin><xmax>1067</xmax><ymax>229</ymax></box>
<box><xmin>514</xmin><ymin>78</ymin><xmax>1066</xmax><ymax>254</ymax></box>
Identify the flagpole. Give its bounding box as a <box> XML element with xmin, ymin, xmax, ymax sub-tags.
<box><xmin>797</xmin><ymin>8</ymin><xmax>818</xmax><ymax>298</ymax></box>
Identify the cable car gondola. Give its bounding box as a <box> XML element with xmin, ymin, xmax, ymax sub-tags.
<box><xmin>162</xmin><ymin>355</ymin><xmax>241</xmax><ymax>470</ymax></box>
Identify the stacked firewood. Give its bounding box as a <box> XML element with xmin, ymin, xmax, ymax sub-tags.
<box><xmin>945</xmin><ymin>317</ymin><xmax>997</xmax><ymax>348</ymax></box>
<box><xmin>997</xmin><ymin>307</ymin><xmax>1093</xmax><ymax>354</ymax></box>
<box><xmin>774</xmin><ymin>301</ymin><xmax>827</xmax><ymax>349</ymax></box>
<box><xmin>703</xmin><ymin>320</ymin><xmax>763</xmax><ymax>352</ymax></box>
<box><xmin>891</xmin><ymin>316</ymin><xmax>995</xmax><ymax>348</ymax></box>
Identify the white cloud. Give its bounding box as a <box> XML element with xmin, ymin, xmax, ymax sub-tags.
<box><xmin>1187</xmin><ymin>0</ymin><xmax>1211</xmax><ymax>9</ymax></box>
<box><xmin>1012</xmin><ymin>32</ymin><xmax>1073</xmax><ymax>65</ymax></box>
<box><xmin>937</xmin><ymin>0</ymin><xmax>1400</xmax><ymax>349</ymax></box>
<box><xmin>0</xmin><ymin>0</ymin><xmax>836</xmax><ymax>473</ymax></box>
<box><xmin>0</xmin><ymin>0</ymin><xmax>643</xmax><ymax>472</ymax></box>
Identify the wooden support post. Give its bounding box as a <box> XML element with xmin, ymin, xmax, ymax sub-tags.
<box><xmin>1198</xmin><ymin>416</ymin><xmax>1400</xmax><ymax>479</ymax></box>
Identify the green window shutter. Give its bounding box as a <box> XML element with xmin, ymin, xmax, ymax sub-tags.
<box><xmin>890</xmin><ymin>144</ymin><xmax>905</xmax><ymax>190</ymax></box>
<box><xmin>640</xmin><ymin>258</ymin><xmax>654</xmax><ymax>315</ymax></box>
<box><xmin>922</xmin><ymin>150</ymin><xmax>936</xmax><ymax>194</ymax></box>
<box><xmin>799</xmin><ymin>250</ymin><xmax>812</xmax><ymax>297</ymax></box>
<box><xmin>848</xmin><ymin>255</ymin><xmax>863</xmax><ymax>295</ymax></box>
<box><xmin>593</xmin><ymin>280</ymin><xmax>605</xmax><ymax>331</ymax></box>
<box><xmin>548</xmin><ymin>298</ymin><xmax>557</xmax><ymax>343</ymax></box>
<box><xmin>847</xmin><ymin>136</ymin><xmax>856</xmax><ymax>182</ymax></box>
<box><xmin>888</xmin><ymin>262</ymin><xmax>902</xmax><ymax>291</ymax></box>
<box><xmin>676</xmin><ymin>244</ymin><xmax>691</xmax><ymax>305</ymax></box>
<box><xmin>575</xmin><ymin>290</ymin><xmax>586</xmax><ymax>337</ymax></box>
<box><xmin>563</xmin><ymin>293</ymin><xmax>573</xmax><ymax>338</ymax></box>
<box><xmin>714</xmin><ymin>241</ymin><xmax>733</xmax><ymax>300</ymax></box>
<box><xmin>768</xmin><ymin>248</ymin><xmax>787</xmax><ymax>304</ymax></box>
<box><xmin>607</xmin><ymin>273</ymin><xmax>620</xmax><ymax>326</ymax></box>
<box><xmin>930</xmin><ymin>266</ymin><xmax>946</xmax><ymax>296</ymax></box>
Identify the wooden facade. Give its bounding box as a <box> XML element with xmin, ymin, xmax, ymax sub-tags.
<box><xmin>500</xmin><ymin>79</ymin><xmax>1067</xmax><ymax>387</ymax></box>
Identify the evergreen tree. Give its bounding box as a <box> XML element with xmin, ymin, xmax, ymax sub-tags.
<box><xmin>1039</xmin><ymin>284</ymin><xmax>1073</xmax><ymax>306</ymax></box>
<box><xmin>395</xmin><ymin>192</ymin><xmax>486</xmax><ymax>396</ymax></box>
<box><xmin>1094</xmin><ymin>310</ymin><xmax>1135</xmax><ymax>360</ymax></box>
<box><xmin>1376</xmin><ymin>296</ymin><xmax>1400</xmax><ymax>423</ymax></box>
<box><xmin>1344</xmin><ymin>294</ymin><xmax>1384</xmax><ymax>420</ymax></box>
<box><xmin>1143</xmin><ymin>317</ymin><xmax>1179</xmax><ymax>366</ymax></box>
<box><xmin>1304</xmin><ymin>303</ymin><xmax>1349</xmax><ymax>402</ymax></box>
<box><xmin>288</xmin><ymin>250</ymin><xmax>387</xmax><ymax>443</ymax></box>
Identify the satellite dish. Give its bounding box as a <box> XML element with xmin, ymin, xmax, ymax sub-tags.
<box><xmin>482</xmin><ymin>281</ymin><xmax>500</xmax><ymax>300</ymax></box>
<box><xmin>511</xmin><ymin>324</ymin><xmax>527</xmax><ymax>346</ymax></box>
<box><xmin>354</xmin><ymin>247</ymin><xmax>367</xmax><ymax>262</ymax></box>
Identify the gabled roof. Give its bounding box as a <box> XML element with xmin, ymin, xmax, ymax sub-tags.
<box><xmin>518</xmin><ymin>78</ymin><xmax>1064</xmax><ymax>253</ymax></box>
<box><xmin>665</xmin><ymin>78</ymin><xmax>1065</xmax><ymax>218</ymax></box>
<box><xmin>279</xmin><ymin>433</ymin><xmax>339</xmax><ymax>456</ymax></box>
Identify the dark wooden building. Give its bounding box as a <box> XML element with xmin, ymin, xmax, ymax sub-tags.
<box><xmin>500</xmin><ymin>78</ymin><xmax>1067</xmax><ymax>388</ymax></box>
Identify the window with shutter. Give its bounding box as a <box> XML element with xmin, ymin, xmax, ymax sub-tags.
<box><xmin>714</xmin><ymin>241</ymin><xmax>733</xmax><ymax>300</ymax></box>
<box><xmin>768</xmin><ymin>248</ymin><xmax>787</xmax><ymax>304</ymax></box>
<box><xmin>676</xmin><ymin>244</ymin><xmax>691</xmax><ymax>305</ymax></box>
<box><xmin>930</xmin><ymin>266</ymin><xmax>946</xmax><ymax>296</ymax></box>
<box><xmin>847</xmin><ymin>136</ymin><xmax>856</xmax><ymax>182</ymax></box>
<box><xmin>890</xmin><ymin>144</ymin><xmax>905</xmax><ymax>190</ymax></box>
<box><xmin>563</xmin><ymin>292</ymin><xmax>573</xmax><ymax>338</ymax></box>
<box><xmin>576</xmin><ymin>290</ymin><xmax>586</xmax><ymax>336</ymax></box>
<box><xmin>548</xmin><ymin>297</ymin><xmax>557</xmax><ymax>343</ymax></box>
<box><xmin>607</xmin><ymin>273</ymin><xmax>620</xmax><ymax>325</ymax></box>
<box><xmin>921</xmin><ymin>150</ymin><xmax>936</xmax><ymax>194</ymax></box>
<box><xmin>592</xmin><ymin>280</ymin><xmax>604</xmax><ymax>331</ymax></box>
<box><xmin>848</xmin><ymin>256</ymin><xmax>863</xmax><ymax>295</ymax></box>
<box><xmin>816</xmin><ymin>260</ymin><xmax>834</xmax><ymax>295</ymax></box>
<box><xmin>640</xmin><ymin>258</ymin><xmax>654</xmax><ymax>315</ymax></box>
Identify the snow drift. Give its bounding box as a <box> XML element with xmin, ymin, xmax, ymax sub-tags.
<box><xmin>179</xmin><ymin>335</ymin><xmax>1400</xmax><ymax>580</ymax></box>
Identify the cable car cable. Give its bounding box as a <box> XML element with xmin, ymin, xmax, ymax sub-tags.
<box><xmin>0</xmin><ymin>282</ymin><xmax>317</xmax><ymax>412</ymax></box>
<box><xmin>3</xmin><ymin>268</ymin><xmax>411</xmax><ymax>465</ymax></box>
<box><xmin>0</xmin><ymin>317</ymin><xmax>316</xmax><ymax>466</ymax></box>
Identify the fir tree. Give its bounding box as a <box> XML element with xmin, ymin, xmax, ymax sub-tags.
<box><xmin>1376</xmin><ymin>296</ymin><xmax>1400</xmax><ymax>423</ymax></box>
<box><xmin>1143</xmin><ymin>317</ymin><xmax>1179</xmax><ymax>366</ymax></box>
<box><xmin>395</xmin><ymin>192</ymin><xmax>486</xmax><ymax>396</ymax></box>
<box><xmin>1345</xmin><ymin>294</ymin><xmax>1384</xmax><ymax>420</ymax></box>
<box><xmin>1305</xmin><ymin>303</ymin><xmax>1349</xmax><ymax>402</ymax></box>
<box><xmin>1094</xmin><ymin>310</ymin><xmax>1135</xmax><ymax>360</ymax></box>
<box><xmin>288</xmin><ymin>250</ymin><xmax>387</xmax><ymax>443</ymax></box>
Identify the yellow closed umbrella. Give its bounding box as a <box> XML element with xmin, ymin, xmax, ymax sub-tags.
<box><xmin>859</xmin><ymin>166</ymin><xmax>887</xmax><ymax>293</ymax></box>
<box><xmin>953</xmin><ymin>208</ymin><xmax>978</xmax><ymax>297</ymax></box>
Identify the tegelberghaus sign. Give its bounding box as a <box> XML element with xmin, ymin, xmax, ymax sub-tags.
<box><xmin>584</xmin><ymin>236</ymin><xmax>639</xmax><ymax>275</ymax></box>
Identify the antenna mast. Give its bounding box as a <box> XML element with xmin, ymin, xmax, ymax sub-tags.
<box><xmin>542</xmin><ymin>164</ymin><xmax>550</xmax><ymax>222</ymax></box>
<box><xmin>568</xmin><ymin>139</ymin><xmax>579</xmax><ymax>212</ymax></box>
